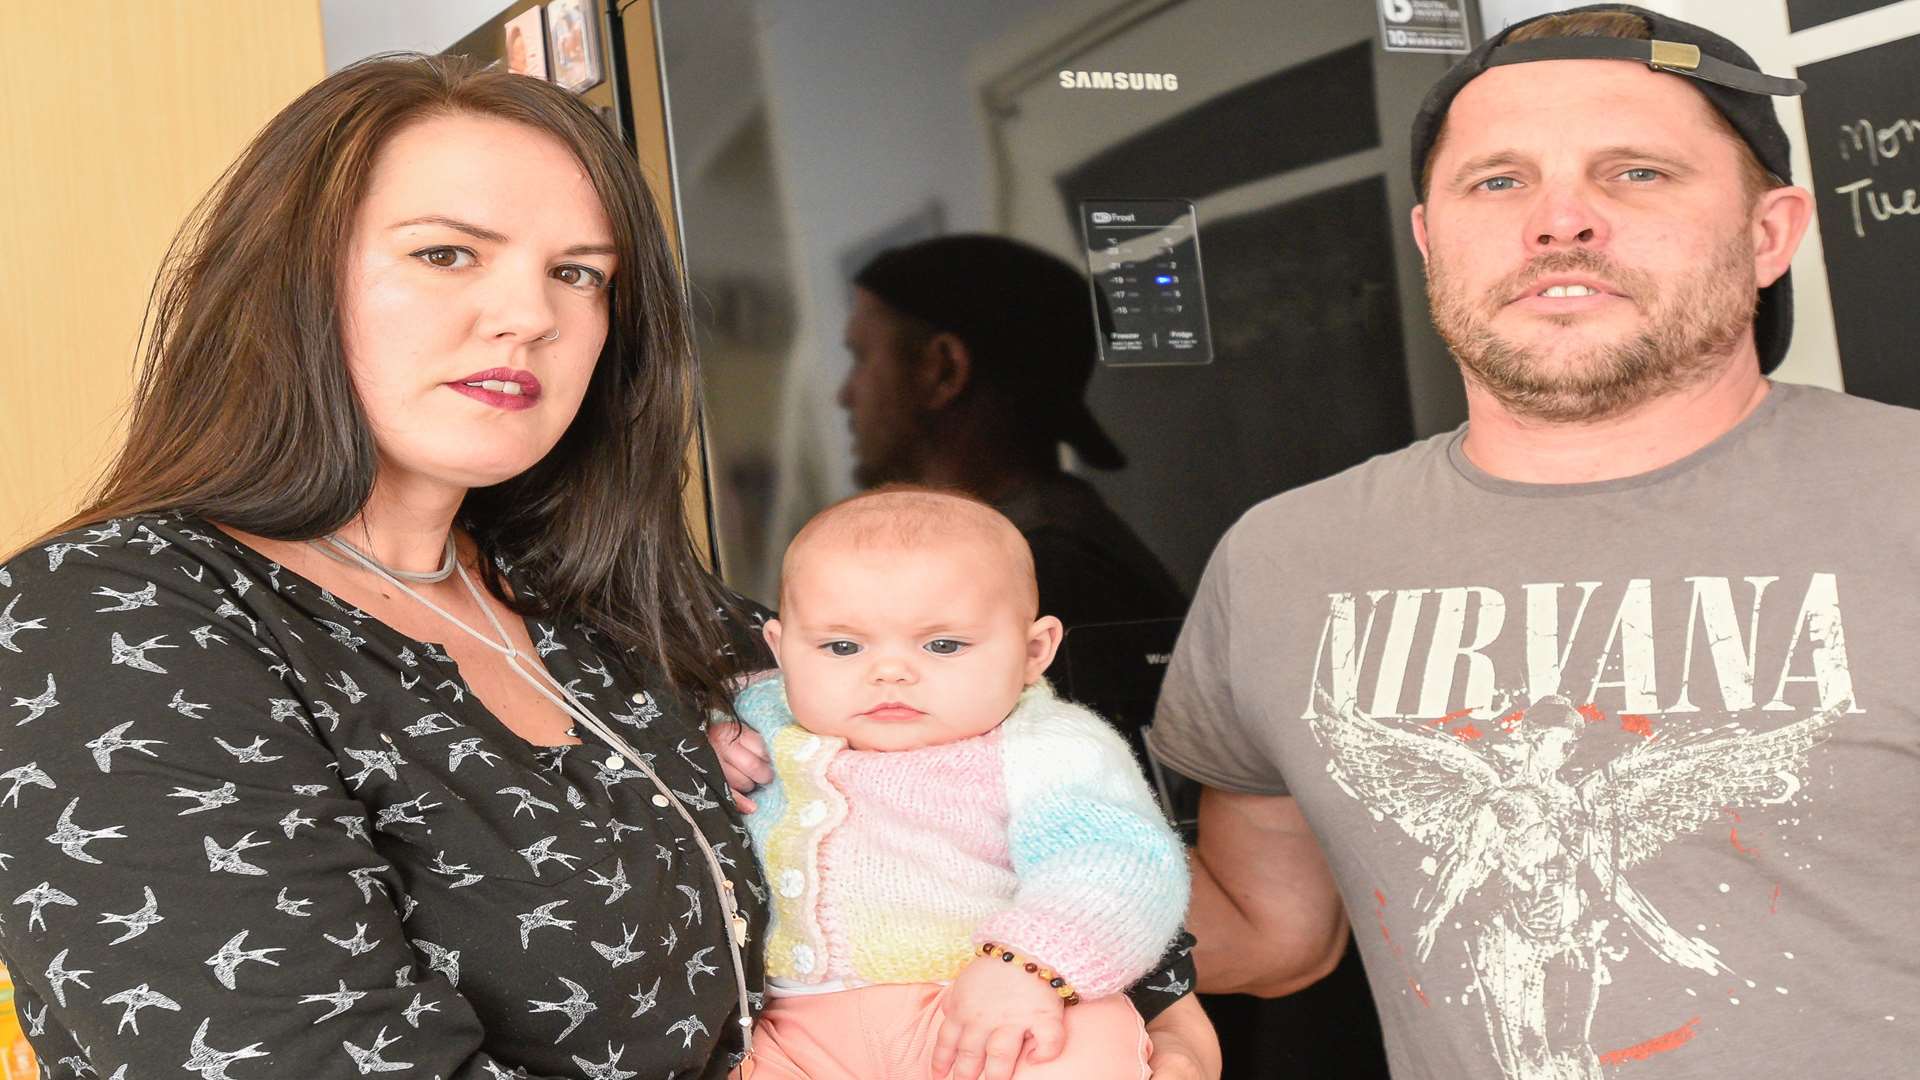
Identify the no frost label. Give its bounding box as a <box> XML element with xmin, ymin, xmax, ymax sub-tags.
<box><xmin>1377</xmin><ymin>0</ymin><xmax>1473</xmax><ymax>55</ymax></box>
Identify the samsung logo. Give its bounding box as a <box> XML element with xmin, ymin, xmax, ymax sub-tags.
<box><xmin>1058</xmin><ymin>70</ymin><xmax>1180</xmax><ymax>91</ymax></box>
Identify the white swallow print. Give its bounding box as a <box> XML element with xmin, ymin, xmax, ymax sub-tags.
<box><xmin>347</xmin><ymin>866</ymin><xmax>392</xmax><ymax>904</ymax></box>
<box><xmin>21</xmin><ymin>1000</ymin><xmax>45</xmax><ymax>1036</ymax></box>
<box><xmin>316</xmin><ymin>620</ymin><xmax>365</xmax><ymax>651</ymax></box>
<box><xmin>47</xmin><ymin>798</ymin><xmax>127</xmax><ymax>863</ymax></box>
<box><xmin>590</xmin><ymin>924</ymin><xmax>646</xmax><ymax>969</ymax></box>
<box><xmin>167</xmin><ymin>780</ymin><xmax>237</xmax><ymax>815</ymax></box>
<box><xmin>518</xmin><ymin>900</ymin><xmax>577</xmax><ymax>949</ymax></box>
<box><xmin>517</xmin><ymin>835</ymin><xmax>581</xmax><ymax>878</ymax></box>
<box><xmin>14</xmin><ymin>880</ymin><xmax>77</xmax><ymax>933</ymax></box>
<box><xmin>108</xmin><ymin>631</ymin><xmax>176</xmax><ymax>674</ymax></box>
<box><xmin>341</xmin><ymin>746</ymin><xmax>405</xmax><ymax>789</ymax></box>
<box><xmin>10</xmin><ymin>674</ymin><xmax>58</xmax><ymax>724</ymax></box>
<box><xmin>335</xmin><ymin>814</ymin><xmax>373</xmax><ymax>844</ymax></box>
<box><xmin>447</xmin><ymin>738</ymin><xmax>502</xmax><ymax>772</ymax></box>
<box><xmin>324</xmin><ymin>922</ymin><xmax>380</xmax><ymax>956</ymax></box>
<box><xmin>572</xmin><ymin>1042</ymin><xmax>640</xmax><ymax>1080</ymax></box>
<box><xmin>43</xmin><ymin>540</ymin><xmax>106</xmax><ymax>573</ymax></box>
<box><xmin>527</xmin><ymin>975</ymin><xmax>597</xmax><ymax>1043</ymax></box>
<box><xmin>189</xmin><ymin>624</ymin><xmax>228</xmax><ymax>648</ymax></box>
<box><xmin>586</xmin><ymin>859</ymin><xmax>630</xmax><ymax>904</ymax></box>
<box><xmin>299</xmin><ymin>979</ymin><xmax>367</xmax><ymax>1024</ymax></box>
<box><xmin>211</xmin><ymin>597</ymin><xmax>257</xmax><ymax>636</ymax></box>
<box><xmin>183</xmin><ymin>1017</ymin><xmax>270</xmax><ymax>1079</ymax></box>
<box><xmin>0</xmin><ymin>762</ymin><xmax>56</xmax><ymax>807</ymax></box>
<box><xmin>205</xmin><ymin>930</ymin><xmax>285</xmax><ymax>989</ymax></box>
<box><xmin>274</xmin><ymin>887</ymin><xmax>314</xmax><ymax>917</ymax></box>
<box><xmin>310</xmin><ymin>700</ymin><xmax>344</xmax><ymax>732</ymax></box>
<box><xmin>131</xmin><ymin>525</ymin><xmax>171</xmax><ymax>555</ymax></box>
<box><xmin>676</xmin><ymin>884</ymin><xmax>703</xmax><ymax>928</ymax></box>
<box><xmin>168</xmin><ymin>689</ymin><xmax>214</xmax><ymax>719</ymax></box>
<box><xmin>627</xmin><ymin>975</ymin><xmax>661</xmax><ymax>1017</ymax></box>
<box><xmin>374</xmin><ymin>794</ymin><xmax>439</xmax><ymax>832</ymax></box>
<box><xmin>666</xmin><ymin>1014</ymin><xmax>709</xmax><ymax>1050</ymax></box>
<box><xmin>684</xmin><ymin>946</ymin><xmax>718</xmax><ymax>992</ymax></box>
<box><xmin>218</xmin><ymin>736</ymin><xmax>282</xmax><ymax>764</ymax></box>
<box><xmin>103</xmin><ymin>982</ymin><xmax>180</xmax><ymax>1034</ymax></box>
<box><xmin>325</xmin><ymin>671</ymin><xmax>367</xmax><ymax>704</ymax></box>
<box><xmin>267</xmin><ymin>699</ymin><xmax>313</xmax><ymax>735</ymax></box>
<box><xmin>498</xmin><ymin>786</ymin><xmax>559</xmax><ymax>818</ymax></box>
<box><xmin>412</xmin><ymin>938</ymin><xmax>461</xmax><ymax>988</ymax></box>
<box><xmin>98</xmin><ymin>886</ymin><xmax>163</xmax><ymax>944</ymax></box>
<box><xmin>402</xmin><ymin>991</ymin><xmax>440</xmax><ymax>1028</ymax></box>
<box><xmin>202</xmin><ymin>831</ymin><xmax>271</xmax><ymax>875</ymax></box>
<box><xmin>428</xmin><ymin>851</ymin><xmax>484</xmax><ymax>889</ymax></box>
<box><xmin>91</xmin><ymin>581</ymin><xmax>158</xmax><ymax>613</ymax></box>
<box><xmin>402</xmin><ymin>712</ymin><xmax>458</xmax><ymax>738</ymax></box>
<box><xmin>44</xmin><ymin>948</ymin><xmax>93</xmax><ymax>1006</ymax></box>
<box><xmin>0</xmin><ymin>596</ymin><xmax>50</xmax><ymax>654</ymax></box>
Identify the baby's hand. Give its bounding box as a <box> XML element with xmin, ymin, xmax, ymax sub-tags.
<box><xmin>707</xmin><ymin>721</ymin><xmax>773</xmax><ymax>813</ymax></box>
<box><xmin>932</xmin><ymin>953</ymin><xmax>1067</xmax><ymax>1080</ymax></box>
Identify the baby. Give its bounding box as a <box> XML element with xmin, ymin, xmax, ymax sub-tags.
<box><xmin>712</xmin><ymin>488</ymin><xmax>1189</xmax><ymax>1080</ymax></box>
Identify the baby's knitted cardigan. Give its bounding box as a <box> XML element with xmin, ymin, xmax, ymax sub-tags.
<box><xmin>732</xmin><ymin>674</ymin><xmax>1188</xmax><ymax>999</ymax></box>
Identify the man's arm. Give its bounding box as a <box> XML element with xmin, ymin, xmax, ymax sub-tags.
<box><xmin>1188</xmin><ymin>788</ymin><xmax>1349</xmax><ymax>997</ymax></box>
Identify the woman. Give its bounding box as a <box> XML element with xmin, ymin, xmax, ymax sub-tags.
<box><xmin>0</xmin><ymin>55</ymin><xmax>1217</xmax><ymax>1079</ymax></box>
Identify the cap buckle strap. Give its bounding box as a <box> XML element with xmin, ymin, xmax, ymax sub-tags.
<box><xmin>1648</xmin><ymin>39</ymin><xmax>1701</xmax><ymax>72</ymax></box>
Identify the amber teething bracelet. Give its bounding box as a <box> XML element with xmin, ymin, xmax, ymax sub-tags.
<box><xmin>978</xmin><ymin>942</ymin><xmax>1081</xmax><ymax>1006</ymax></box>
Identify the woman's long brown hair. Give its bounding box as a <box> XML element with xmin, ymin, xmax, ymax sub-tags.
<box><xmin>42</xmin><ymin>53</ymin><xmax>750</xmax><ymax>715</ymax></box>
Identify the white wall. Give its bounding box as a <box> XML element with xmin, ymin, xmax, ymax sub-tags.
<box><xmin>321</xmin><ymin>0</ymin><xmax>512</xmax><ymax>70</ymax></box>
<box><xmin>1476</xmin><ymin>0</ymin><xmax>1920</xmax><ymax>393</ymax></box>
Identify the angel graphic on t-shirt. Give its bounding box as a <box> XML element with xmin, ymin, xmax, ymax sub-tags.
<box><xmin>1310</xmin><ymin>689</ymin><xmax>1845</xmax><ymax>1080</ymax></box>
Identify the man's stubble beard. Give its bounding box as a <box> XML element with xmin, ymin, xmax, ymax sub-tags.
<box><xmin>1427</xmin><ymin>237</ymin><xmax>1758</xmax><ymax>424</ymax></box>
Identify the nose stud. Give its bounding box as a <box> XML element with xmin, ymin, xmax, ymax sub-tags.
<box><xmin>536</xmin><ymin>328</ymin><xmax>559</xmax><ymax>342</ymax></box>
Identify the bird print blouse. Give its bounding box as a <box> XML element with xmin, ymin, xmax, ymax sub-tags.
<box><xmin>0</xmin><ymin>513</ymin><xmax>1196</xmax><ymax>1079</ymax></box>
<box><xmin>0</xmin><ymin>513</ymin><xmax>772</xmax><ymax>1079</ymax></box>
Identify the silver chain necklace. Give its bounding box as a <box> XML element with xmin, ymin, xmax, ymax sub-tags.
<box><xmin>309</xmin><ymin>534</ymin><xmax>757</xmax><ymax>1052</ymax></box>
<box><xmin>313</xmin><ymin>533</ymin><xmax>458</xmax><ymax>583</ymax></box>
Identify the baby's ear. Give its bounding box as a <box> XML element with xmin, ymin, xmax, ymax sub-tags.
<box><xmin>1024</xmin><ymin>615</ymin><xmax>1063</xmax><ymax>682</ymax></box>
<box><xmin>761</xmin><ymin>618</ymin><xmax>784</xmax><ymax>666</ymax></box>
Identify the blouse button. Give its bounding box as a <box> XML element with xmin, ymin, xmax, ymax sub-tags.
<box><xmin>779</xmin><ymin>869</ymin><xmax>805</xmax><ymax>897</ymax></box>
<box><xmin>798</xmin><ymin>801</ymin><xmax>828</xmax><ymax>827</ymax></box>
<box><xmin>650</xmin><ymin>793</ymin><xmax>671</xmax><ymax>809</ymax></box>
<box><xmin>380</xmin><ymin>733</ymin><xmax>395</xmax><ymax>746</ymax></box>
<box><xmin>603</xmin><ymin>753</ymin><xmax>625</xmax><ymax>770</ymax></box>
<box><xmin>630</xmin><ymin>692</ymin><xmax>648</xmax><ymax>704</ymax></box>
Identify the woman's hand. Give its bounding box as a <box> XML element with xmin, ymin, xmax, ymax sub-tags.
<box><xmin>932</xmin><ymin>955</ymin><xmax>1067</xmax><ymax>1080</ymax></box>
<box><xmin>1144</xmin><ymin>994</ymin><xmax>1222</xmax><ymax>1079</ymax></box>
<box><xmin>707</xmin><ymin>721</ymin><xmax>773</xmax><ymax>813</ymax></box>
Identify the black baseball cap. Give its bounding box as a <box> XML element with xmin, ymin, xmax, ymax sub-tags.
<box><xmin>1409</xmin><ymin>4</ymin><xmax>1805</xmax><ymax>373</ymax></box>
<box><xmin>852</xmin><ymin>234</ymin><xmax>1126</xmax><ymax>469</ymax></box>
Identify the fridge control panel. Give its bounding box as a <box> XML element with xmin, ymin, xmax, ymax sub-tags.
<box><xmin>1079</xmin><ymin>198</ymin><xmax>1213</xmax><ymax>366</ymax></box>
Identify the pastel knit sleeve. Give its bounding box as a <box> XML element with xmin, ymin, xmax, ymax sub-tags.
<box><xmin>975</xmin><ymin>685</ymin><xmax>1190</xmax><ymax>999</ymax></box>
<box><xmin>724</xmin><ymin>674</ymin><xmax>797</xmax><ymax>870</ymax></box>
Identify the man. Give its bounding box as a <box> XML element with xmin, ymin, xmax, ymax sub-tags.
<box><xmin>841</xmin><ymin>234</ymin><xmax>1187</xmax><ymax>632</ymax></box>
<box><xmin>1148</xmin><ymin>6</ymin><xmax>1918</xmax><ymax>1079</ymax></box>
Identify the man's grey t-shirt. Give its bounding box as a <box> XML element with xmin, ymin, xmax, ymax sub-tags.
<box><xmin>1149</xmin><ymin>383</ymin><xmax>1918</xmax><ymax>1079</ymax></box>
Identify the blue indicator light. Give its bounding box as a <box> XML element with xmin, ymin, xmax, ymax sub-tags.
<box><xmin>1154</xmin><ymin>274</ymin><xmax>1173</xmax><ymax>285</ymax></box>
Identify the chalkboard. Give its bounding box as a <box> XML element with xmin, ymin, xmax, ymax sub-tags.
<box><xmin>1788</xmin><ymin>1</ymin><xmax>1899</xmax><ymax>33</ymax></box>
<box><xmin>1801</xmin><ymin>33</ymin><xmax>1920</xmax><ymax>409</ymax></box>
